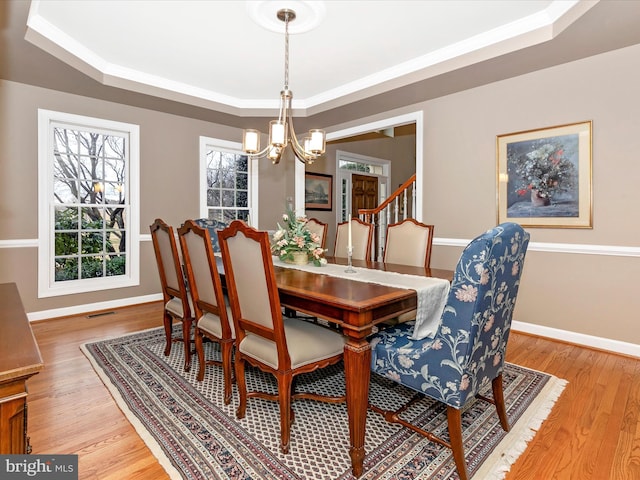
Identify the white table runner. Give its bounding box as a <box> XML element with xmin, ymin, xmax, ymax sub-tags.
<box><xmin>273</xmin><ymin>257</ymin><xmax>450</xmax><ymax>340</ymax></box>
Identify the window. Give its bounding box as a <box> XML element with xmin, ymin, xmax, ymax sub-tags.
<box><xmin>38</xmin><ymin>110</ymin><xmax>140</xmax><ymax>297</ymax></box>
<box><xmin>199</xmin><ymin>137</ymin><xmax>258</xmax><ymax>225</ymax></box>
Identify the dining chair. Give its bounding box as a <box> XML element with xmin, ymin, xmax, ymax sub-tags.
<box><xmin>149</xmin><ymin>218</ymin><xmax>194</xmax><ymax>371</ymax></box>
<box><xmin>305</xmin><ymin>217</ymin><xmax>328</xmax><ymax>249</ymax></box>
<box><xmin>369</xmin><ymin>222</ymin><xmax>530</xmax><ymax>480</ymax></box>
<box><xmin>178</xmin><ymin>220</ymin><xmax>235</xmax><ymax>404</ymax></box>
<box><xmin>383</xmin><ymin>218</ymin><xmax>434</xmax><ymax>268</ymax></box>
<box><xmin>192</xmin><ymin>218</ymin><xmax>228</xmax><ymax>253</ymax></box>
<box><xmin>218</xmin><ymin>220</ymin><xmax>346</xmax><ymax>454</ymax></box>
<box><xmin>334</xmin><ymin>217</ymin><xmax>373</xmax><ymax>261</ymax></box>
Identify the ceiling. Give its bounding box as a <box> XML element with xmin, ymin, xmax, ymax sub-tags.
<box><xmin>3</xmin><ymin>1</ymin><xmax>640</xmax><ymax>129</ymax></box>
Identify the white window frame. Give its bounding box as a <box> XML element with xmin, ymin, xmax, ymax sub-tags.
<box><xmin>199</xmin><ymin>137</ymin><xmax>259</xmax><ymax>226</ymax></box>
<box><xmin>37</xmin><ymin>109</ymin><xmax>140</xmax><ymax>298</ymax></box>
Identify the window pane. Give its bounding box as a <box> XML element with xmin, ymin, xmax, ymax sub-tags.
<box><xmin>236</xmin><ymin>172</ymin><xmax>247</xmax><ymax>190</ymax></box>
<box><xmin>81</xmin><ymin>256</ymin><xmax>104</xmax><ymax>279</ymax></box>
<box><xmin>207</xmin><ymin>188</ymin><xmax>219</xmax><ymax>206</ymax></box>
<box><xmin>222</xmin><ymin>210</ymin><xmax>236</xmax><ymax>223</ymax></box>
<box><xmin>81</xmin><ymin>232</ymin><xmax>104</xmax><ymax>254</ymax></box>
<box><xmin>104</xmin><ymin>182</ymin><xmax>125</xmax><ymax>204</ymax></box>
<box><xmin>236</xmin><ymin>190</ymin><xmax>247</xmax><ymax>207</ymax></box>
<box><xmin>222</xmin><ymin>190</ymin><xmax>234</xmax><ymax>207</ymax></box>
<box><xmin>106</xmin><ymin>254</ymin><xmax>126</xmax><ymax>276</ymax></box>
<box><xmin>54</xmin><ymin>179</ymin><xmax>78</xmax><ymax>203</ymax></box>
<box><xmin>81</xmin><ymin>207</ymin><xmax>105</xmax><ymax>229</ymax></box>
<box><xmin>55</xmin><ymin>257</ymin><xmax>78</xmax><ymax>281</ymax></box>
<box><xmin>106</xmin><ymin>230</ymin><xmax>126</xmax><ymax>254</ymax></box>
<box><xmin>79</xmin><ymin>156</ymin><xmax>102</xmax><ymax>181</ymax></box>
<box><xmin>104</xmin><ymin>136</ymin><xmax>125</xmax><ymax>158</ymax></box>
<box><xmin>53</xmin><ymin>128</ymin><xmax>79</xmax><ymax>154</ymax></box>
<box><xmin>55</xmin><ymin>232</ymin><xmax>78</xmax><ymax>256</ymax></box>
<box><xmin>55</xmin><ymin>207</ymin><xmax>79</xmax><ymax>230</ymax></box>
<box><xmin>236</xmin><ymin>155</ymin><xmax>248</xmax><ymax>172</ymax></box>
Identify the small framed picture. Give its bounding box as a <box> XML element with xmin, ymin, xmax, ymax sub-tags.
<box><xmin>304</xmin><ymin>172</ymin><xmax>333</xmax><ymax>211</ymax></box>
<box><xmin>497</xmin><ymin>120</ymin><xmax>592</xmax><ymax>228</ymax></box>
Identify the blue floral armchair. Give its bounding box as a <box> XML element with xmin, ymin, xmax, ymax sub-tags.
<box><xmin>192</xmin><ymin>218</ymin><xmax>228</xmax><ymax>253</ymax></box>
<box><xmin>369</xmin><ymin>222</ymin><xmax>530</xmax><ymax>480</ymax></box>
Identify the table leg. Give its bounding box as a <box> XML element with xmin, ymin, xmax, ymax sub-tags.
<box><xmin>344</xmin><ymin>337</ymin><xmax>371</xmax><ymax>478</ymax></box>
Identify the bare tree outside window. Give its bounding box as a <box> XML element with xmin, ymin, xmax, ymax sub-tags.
<box><xmin>52</xmin><ymin>127</ymin><xmax>127</xmax><ymax>281</ymax></box>
<box><xmin>205</xmin><ymin>149</ymin><xmax>250</xmax><ymax>223</ymax></box>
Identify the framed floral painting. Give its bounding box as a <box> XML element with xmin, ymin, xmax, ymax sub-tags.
<box><xmin>497</xmin><ymin>120</ymin><xmax>592</xmax><ymax>228</ymax></box>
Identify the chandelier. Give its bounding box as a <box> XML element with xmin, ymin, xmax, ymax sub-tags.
<box><xmin>242</xmin><ymin>8</ymin><xmax>325</xmax><ymax>165</ymax></box>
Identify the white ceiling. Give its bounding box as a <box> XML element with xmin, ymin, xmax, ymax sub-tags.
<box><xmin>25</xmin><ymin>0</ymin><xmax>597</xmax><ymax>117</ymax></box>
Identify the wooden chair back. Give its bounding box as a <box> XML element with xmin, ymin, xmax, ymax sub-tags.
<box><xmin>218</xmin><ymin>220</ymin><xmax>291</xmax><ymax>369</ymax></box>
<box><xmin>177</xmin><ymin>220</ymin><xmax>231</xmax><ymax>338</ymax></box>
<box><xmin>149</xmin><ymin>218</ymin><xmax>194</xmax><ymax>370</ymax></box>
<box><xmin>306</xmin><ymin>218</ymin><xmax>328</xmax><ymax>249</ymax></box>
<box><xmin>334</xmin><ymin>217</ymin><xmax>373</xmax><ymax>261</ymax></box>
<box><xmin>384</xmin><ymin>219</ymin><xmax>434</xmax><ymax>268</ymax></box>
<box><xmin>149</xmin><ymin>218</ymin><xmax>190</xmax><ymax>317</ymax></box>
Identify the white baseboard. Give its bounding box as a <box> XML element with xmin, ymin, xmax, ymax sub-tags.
<box><xmin>28</xmin><ymin>293</ymin><xmax>163</xmax><ymax>321</ymax></box>
<box><xmin>512</xmin><ymin>320</ymin><xmax>640</xmax><ymax>358</ymax></box>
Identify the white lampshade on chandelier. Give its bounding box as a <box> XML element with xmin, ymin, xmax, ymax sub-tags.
<box><xmin>242</xmin><ymin>8</ymin><xmax>326</xmax><ymax>165</ymax></box>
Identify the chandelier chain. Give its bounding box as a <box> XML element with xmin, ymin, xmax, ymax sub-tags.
<box><xmin>284</xmin><ymin>11</ymin><xmax>290</xmax><ymax>90</ymax></box>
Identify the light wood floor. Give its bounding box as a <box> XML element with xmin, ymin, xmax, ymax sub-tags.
<box><xmin>27</xmin><ymin>302</ymin><xmax>640</xmax><ymax>479</ymax></box>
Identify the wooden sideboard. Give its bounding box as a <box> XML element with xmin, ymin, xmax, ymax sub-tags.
<box><xmin>0</xmin><ymin>283</ymin><xmax>44</xmax><ymax>454</ymax></box>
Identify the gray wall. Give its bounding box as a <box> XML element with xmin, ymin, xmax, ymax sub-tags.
<box><xmin>0</xmin><ymin>79</ymin><xmax>289</xmax><ymax>312</ymax></box>
<box><xmin>1</xmin><ymin>41</ymin><xmax>639</xmax><ymax>349</ymax></box>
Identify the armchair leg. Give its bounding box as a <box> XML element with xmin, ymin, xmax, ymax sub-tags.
<box><xmin>446</xmin><ymin>406</ymin><xmax>469</xmax><ymax>480</ymax></box>
<box><xmin>492</xmin><ymin>374</ymin><xmax>511</xmax><ymax>432</ymax></box>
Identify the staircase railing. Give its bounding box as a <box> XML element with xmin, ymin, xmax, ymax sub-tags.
<box><xmin>358</xmin><ymin>174</ymin><xmax>416</xmax><ymax>261</ymax></box>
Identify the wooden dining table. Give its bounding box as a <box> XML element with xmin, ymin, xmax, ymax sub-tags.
<box><xmin>272</xmin><ymin>256</ymin><xmax>453</xmax><ymax>478</ymax></box>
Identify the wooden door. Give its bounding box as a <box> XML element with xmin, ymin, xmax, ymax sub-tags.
<box><xmin>352</xmin><ymin>174</ymin><xmax>378</xmax><ymax>217</ymax></box>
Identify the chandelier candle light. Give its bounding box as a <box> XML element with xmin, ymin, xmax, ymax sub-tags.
<box><xmin>242</xmin><ymin>9</ymin><xmax>326</xmax><ymax>165</ymax></box>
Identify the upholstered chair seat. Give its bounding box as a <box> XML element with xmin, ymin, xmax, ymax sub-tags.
<box><xmin>239</xmin><ymin>317</ymin><xmax>345</xmax><ymax>370</ymax></box>
<box><xmin>197</xmin><ymin>307</ymin><xmax>235</xmax><ymax>339</ymax></box>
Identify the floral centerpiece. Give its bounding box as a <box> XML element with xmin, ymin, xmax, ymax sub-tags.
<box><xmin>510</xmin><ymin>141</ymin><xmax>575</xmax><ymax>204</ymax></box>
<box><xmin>271</xmin><ymin>209</ymin><xmax>327</xmax><ymax>266</ymax></box>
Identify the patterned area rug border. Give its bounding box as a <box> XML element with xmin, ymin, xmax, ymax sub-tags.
<box><xmin>81</xmin><ymin>327</ymin><xmax>567</xmax><ymax>479</ymax></box>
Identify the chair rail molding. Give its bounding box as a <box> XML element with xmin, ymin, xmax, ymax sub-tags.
<box><xmin>2</xmin><ymin>237</ymin><xmax>639</xmax><ymax>257</ymax></box>
<box><xmin>434</xmin><ymin>238</ymin><xmax>640</xmax><ymax>257</ymax></box>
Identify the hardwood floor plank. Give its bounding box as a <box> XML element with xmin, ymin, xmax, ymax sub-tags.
<box><xmin>24</xmin><ymin>303</ymin><xmax>640</xmax><ymax>479</ymax></box>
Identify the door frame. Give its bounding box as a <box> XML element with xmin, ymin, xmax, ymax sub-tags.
<box><xmin>295</xmin><ymin>111</ymin><xmax>423</xmax><ymax>220</ymax></box>
<box><xmin>335</xmin><ymin>150</ymin><xmax>390</xmax><ymax>222</ymax></box>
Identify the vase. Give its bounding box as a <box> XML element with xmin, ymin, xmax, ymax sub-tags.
<box><xmin>284</xmin><ymin>251</ymin><xmax>309</xmax><ymax>265</ymax></box>
<box><xmin>531</xmin><ymin>189</ymin><xmax>551</xmax><ymax>207</ymax></box>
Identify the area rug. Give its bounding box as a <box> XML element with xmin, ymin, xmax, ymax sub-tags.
<box><xmin>81</xmin><ymin>327</ymin><xmax>567</xmax><ymax>480</ymax></box>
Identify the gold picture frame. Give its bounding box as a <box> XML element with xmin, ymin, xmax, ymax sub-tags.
<box><xmin>497</xmin><ymin>120</ymin><xmax>592</xmax><ymax>228</ymax></box>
